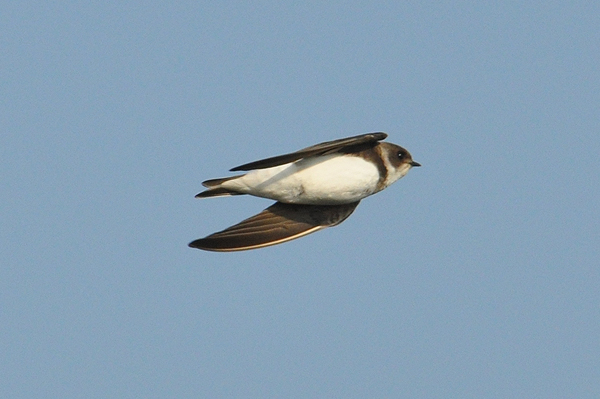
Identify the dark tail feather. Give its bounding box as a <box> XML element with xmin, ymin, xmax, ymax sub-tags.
<box><xmin>202</xmin><ymin>175</ymin><xmax>241</xmax><ymax>188</ymax></box>
<box><xmin>195</xmin><ymin>187</ymin><xmax>245</xmax><ymax>199</ymax></box>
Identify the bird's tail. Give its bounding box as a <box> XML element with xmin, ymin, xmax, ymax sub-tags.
<box><xmin>194</xmin><ymin>176</ymin><xmax>245</xmax><ymax>198</ymax></box>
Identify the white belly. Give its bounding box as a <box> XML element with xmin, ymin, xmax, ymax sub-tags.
<box><xmin>222</xmin><ymin>155</ymin><xmax>381</xmax><ymax>204</ymax></box>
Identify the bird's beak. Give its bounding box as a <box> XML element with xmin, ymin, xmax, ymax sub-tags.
<box><xmin>410</xmin><ymin>161</ymin><xmax>421</xmax><ymax>167</ymax></box>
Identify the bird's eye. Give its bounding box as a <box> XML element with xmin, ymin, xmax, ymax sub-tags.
<box><xmin>397</xmin><ymin>151</ymin><xmax>405</xmax><ymax>160</ymax></box>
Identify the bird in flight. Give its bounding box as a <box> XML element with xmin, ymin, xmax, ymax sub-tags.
<box><xmin>189</xmin><ymin>132</ymin><xmax>420</xmax><ymax>252</ymax></box>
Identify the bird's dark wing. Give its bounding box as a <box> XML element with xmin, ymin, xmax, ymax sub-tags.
<box><xmin>229</xmin><ymin>132</ymin><xmax>387</xmax><ymax>171</ymax></box>
<box><xmin>188</xmin><ymin>201</ymin><xmax>360</xmax><ymax>252</ymax></box>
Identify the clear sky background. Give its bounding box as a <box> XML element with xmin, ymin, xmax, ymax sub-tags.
<box><xmin>2</xmin><ymin>1</ymin><xmax>599</xmax><ymax>398</ymax></box>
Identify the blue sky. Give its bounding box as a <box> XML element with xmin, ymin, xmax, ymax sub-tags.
<box><xmin>2</xmin><ymin>1</ymin><xmax>599</xmax><ymax>397</ymax></box>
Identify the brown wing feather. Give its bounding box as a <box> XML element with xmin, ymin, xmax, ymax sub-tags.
<box><xmin>229</xmin><ymin>132</ymin><xmax>387</xmax><ymax>171</ymax></box>
<box><xmin>189</xmin><ymin>201</ymin><xmax>360</xmax><ymax>252</ymax></box>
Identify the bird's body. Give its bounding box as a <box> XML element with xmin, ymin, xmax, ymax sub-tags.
<box><xmin>190</xmin><ymin>132</ymin><xmax>419</xmax><ymax>252</ymax></box>
<box><xmin>220</xmin><ymin>154</ymin><xmax>379</xmax><ymax>204</ymax></box>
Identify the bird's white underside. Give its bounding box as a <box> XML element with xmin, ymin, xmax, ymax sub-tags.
<box><xmin>221</xmin><ymin>154</ymin><xmax>382</xmax><ymax>205</ymax></box>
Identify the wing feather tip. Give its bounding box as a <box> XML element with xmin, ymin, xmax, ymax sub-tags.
<box><xmin>187</xmin><ymin>238</ymin><xmax>268</xmax><ymax>252</ymax></box>
<box><xmin>371</xmin><ymin>132</ymin><xmax>387</xmax><ymax>140</ymax></box>
<box><xmin>188</xmin><ymin>239</ymin><xmax>204</xmax><ymax>249</ymax></box>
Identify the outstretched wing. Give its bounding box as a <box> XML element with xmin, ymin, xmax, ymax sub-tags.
<box><xmin>189</xmin><ymin>201</ymin><xmax>360</xmax><ymax>252</ymax></box>
<box><xmin>230</xmin><ymin>132</ymin><xmax>387</xmax><ymax>171</ymax></box>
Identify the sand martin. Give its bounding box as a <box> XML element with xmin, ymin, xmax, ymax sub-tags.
<box><xmin>189</xmin><ymin>132</ymin><xmax>420</xmax><ymax>252</ymax></box>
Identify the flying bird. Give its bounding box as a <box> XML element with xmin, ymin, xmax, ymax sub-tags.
<box><xmin>189</xmin><ymin>132</ymin><xmax>420</xmax><ymax>252</ymax></box>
